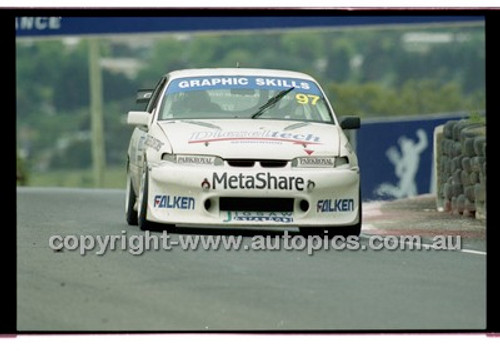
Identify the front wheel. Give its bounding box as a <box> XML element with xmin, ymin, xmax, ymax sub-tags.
<box><xmin>137</xmin><ymin>167</ymin><xmax>156</xmax><ymax>231</ymax></box>
<box><xmin>125</xmin><ymin>170</ymin><xmax>138</xmax><ymax>225</ymax></box>
<box><xmin>299</xmin><ymin>222</ymin><xmax>360</xmax><ymax>238</ymax></box>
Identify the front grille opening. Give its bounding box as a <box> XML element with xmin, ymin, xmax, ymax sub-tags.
<box><xmin>225</xmin><ymin>159</ymin><xmax>288</xmax><ymax>168</ymax></box>
<box><xmin>227</xmin><ymin>159</ymin><xmax>255</xmax><ymax>167</ymax></box>
<box><xmin>219</xmin><ymin>197</ymin><xmax>294</xmax><ymax>212</ymax></box>
<box><xmin>260</xmin><ymin>160</ymin><xmax>288</xmax><ymax>168</ymax></box>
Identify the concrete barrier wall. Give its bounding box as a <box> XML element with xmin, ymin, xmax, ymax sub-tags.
<box><xmin>434</xmin><ymin>119</ymin><xmax>486</xmax><ymax>219</ymax></box>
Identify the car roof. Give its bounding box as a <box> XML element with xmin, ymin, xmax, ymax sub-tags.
<box><xmin>165</xmin><ymin>68</ymin><xmax>317</xmax><ymax>81</ymax></box>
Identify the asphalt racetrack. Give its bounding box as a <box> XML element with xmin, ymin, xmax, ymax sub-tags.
<box><xmin>17</xmin><ymin>187</ymin><xmax>486</xmax><ymax>331</ymax></box>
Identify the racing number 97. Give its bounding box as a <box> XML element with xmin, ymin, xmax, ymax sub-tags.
<box><xmin>296</xmin><ymin>93</ymin><xmax>320</xmax><ymax>105</ymax></box>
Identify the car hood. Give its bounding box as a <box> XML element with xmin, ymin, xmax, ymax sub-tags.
<box><xmin>157</xmin><ymin>119</ymin><xmax>340</xmax><ymax>159</ymax></box>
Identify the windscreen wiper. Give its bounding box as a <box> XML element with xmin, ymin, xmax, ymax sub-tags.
<box><xmin>250</xmin><ymin>87</ymin><xmax>295</xmax><ymax>119</ymax></box>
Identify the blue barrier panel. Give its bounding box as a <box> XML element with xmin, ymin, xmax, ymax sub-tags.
<box><xmin>357</xmin><ymin>113</ymin><xmax>466</xmax><ymax>201</ymax></box>
<box><xmin>15</xmin><ymin>16</ymin><xmax>483</xmax><ymax>37</ymax></box>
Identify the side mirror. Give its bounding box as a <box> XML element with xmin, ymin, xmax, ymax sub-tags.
<box><xmin>339</xmin><ymin>116</ymin><xmax>360</xmax><ymax>130</ymax></box>
<box><xmin>136</xmin><ymin>89</ymin><xmax>153</xmax><ymax>104</ymax></box>
<box><xmin>127</xmin><ymin>111</ymin><xmax>152</xmax><ymax>127</ymax></box>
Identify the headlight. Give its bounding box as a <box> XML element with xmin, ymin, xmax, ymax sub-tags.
<box><xmin>161</xmin><ymin>154</ymin><xmax>223</xmax><ymax>166</ymax></box>
<box><xmin>292</xmin><ymin>156</ymin><xmax>349</xmax><ymax>168</ymax></box>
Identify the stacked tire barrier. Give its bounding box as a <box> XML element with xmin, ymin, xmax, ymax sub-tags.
<box><xmin>435</xmin><ymin>119</ymin><xmax>486</xmax><ymax>219</ymax></box>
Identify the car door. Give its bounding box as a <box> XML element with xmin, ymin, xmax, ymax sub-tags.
<box><xmin>128</xmin><ymin>76</ymin><xmax>168</xmax><ymax>191</ymax></box>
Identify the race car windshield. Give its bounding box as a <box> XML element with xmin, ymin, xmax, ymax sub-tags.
<box><xmin>250</xmin><ymin>87</ymin><xmax>295</xmax><ymax>119</ymax></box>
<box><xmin>158</xmin><ymin>76</ymin><xmax>334</xmax><ymax>123</ymax></box>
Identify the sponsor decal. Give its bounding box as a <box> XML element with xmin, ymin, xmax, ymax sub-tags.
<box><xmin>209</xmin><ymin>172</ymin><xmax>306</xmax><ymax>191</ymax></box>
<box><xmin>137</xmin><ymin>135</ymin><xmax>146</xmax><ymax>152</ymax></box>
<box><xmin>317</xmin><ymin>199</ymin><xmax>354</xmax><ymax>212</ymax></box>
<box><xmin>144</xmin><ymin>135</ymin><xmax>164</xmax><ymax>151</ymax></box>
<box><xmin>176</xmin><ymin>155</ymin><xmax>217</xmax><ymax>165</ymax></box>
<box><xmin>16</xmin><ymin>17</ymin><xmax>61</xmax><ymax>31</ymax></box>
<box><xmin>307</xmin><ymin>180</ymin><xmax>316</xmax><ymax>192</ymax></box>
<box><xmin>178</xmin><ymin>77</ymin><xmax>249</xmax><ymax>89</ymax></box>
<box><xmin>223</xmin><ymin>211</ymin><xmax>293</xmax><ymax>223</ymax></box>
<box><xmin>297</xmin><ymin>157</ymin><xmax>334</xmax><ymax>167</ymax></box>
<box><xmin>166</xmin><ymin>76</ymin><xmax>321</xmax><ymax>94</ymax></box>
<box><xmin>201</xmin><ymin>178</ymin><xmax>211</xmax><ymax>190</ymax></box>
<box><xmin>188</xmin><ymin>130</ymin><xmax>321</xmax><ymax>145</ymax></box>
<box><xmin>154</xmin><ymin>195</ymin><xmax>195</xmax><ymax>210</ymax></box>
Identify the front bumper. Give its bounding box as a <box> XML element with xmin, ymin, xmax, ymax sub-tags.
<box><xmin>145</xmin><ymin>162</ymin><xmax>360</xmax><ymax>228</ymax></box>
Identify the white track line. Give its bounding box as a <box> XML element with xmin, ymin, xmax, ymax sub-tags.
<box><xmin>460</xmin><ymin>249</ymin><xmax>487</xmax><ymax>256</ymax></box>
<box><xmin>359</xmin><ymin>232</ymin><xmax>486</xmax><ymax>256</ymax></box>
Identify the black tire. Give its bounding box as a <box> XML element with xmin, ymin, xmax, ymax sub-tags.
<box><xmin>138</xmin><ymin>167</ymin><xmax>156</xmax><ymax>231</ymax></box>
<box><xmin>346</xmin><ymin>197</ymin><xmax>362</xmax><ymax>236</ymax></box>
<box><xmin>335</xmin><ymin>209</ymin><xmax>362</xmax><ymax>237</ymax></box>
<box><xmin>300</xmin><ymin>215</ymin><xmax>361</xmax><ymax>238</ymax></box>
<box><xmin>125</xmin><ymin>171</ymin><xmax>138</xmax><ymax>225</ymax></box>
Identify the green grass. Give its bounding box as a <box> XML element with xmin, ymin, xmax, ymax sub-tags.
<box><xmin>25</xmin><ymin>166</ymin><xmax>126</xmax><ymax>189</ymax></box>
<box><xmin>467</xmin><ymin>111</ymin><xmax>486</xmax><ymax>124</ymax></box>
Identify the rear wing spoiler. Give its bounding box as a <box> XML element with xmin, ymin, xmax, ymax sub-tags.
<box><xmin>136</xmin><ymin>89</ymin><xmax>153</xmax><ymax>104</ymax></box>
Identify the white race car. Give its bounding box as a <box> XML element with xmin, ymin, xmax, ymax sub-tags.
<box><xmin>125</xmin><ymin>68</ymin><xmax>361</xmax><ymax>235</ymax></box>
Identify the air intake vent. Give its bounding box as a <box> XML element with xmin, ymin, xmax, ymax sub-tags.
<box><xmin>219</xmin><ymin>197</ymin><xmax>294</xmax><ymax>212</ymax></box>
<box><xmin>260</xmin><ymin>160</ymin><xmax>288</xmax><ymax>168</ymax></box>
<box><xmin>227</xmin><ymin>159</ymin><xmax>255</xmax><ymax>167</ymax></box>
<box><xmin>226</xmin><ymin>159</ymin><xmax>288</xmax><ymax>168</ymax></box>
